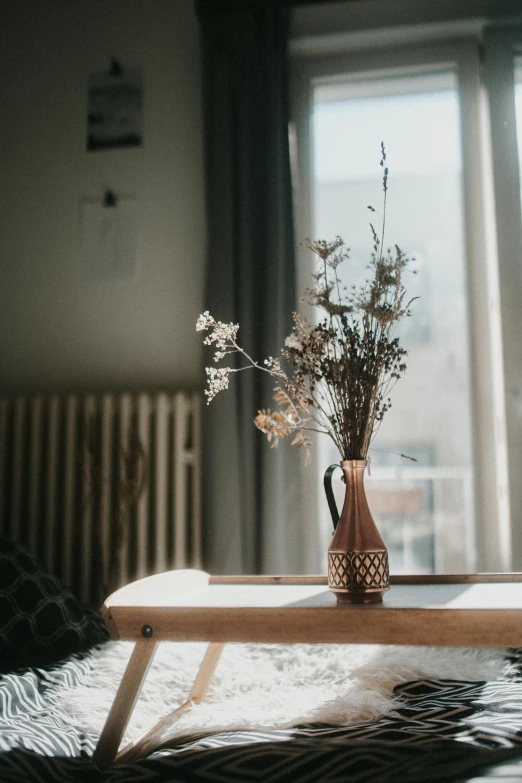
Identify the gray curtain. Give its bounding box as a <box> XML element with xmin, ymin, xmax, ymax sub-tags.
<box><xmin>199</xmin><ymin>7</ymin><xmax>304</xmax><ymax>574</ymax></box>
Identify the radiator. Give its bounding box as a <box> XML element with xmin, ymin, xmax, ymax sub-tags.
<box><xmin>0</xmin><ymin>392</ymin><xmax>202</xmax><ymax>606</ymax></box>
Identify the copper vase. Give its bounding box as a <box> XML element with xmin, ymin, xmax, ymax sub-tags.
<box><xmin>325</xmin><ymin>460</ymin><xmax>390</xmax><ymax>604</ymax></box>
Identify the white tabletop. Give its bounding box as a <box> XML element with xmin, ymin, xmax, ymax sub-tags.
<box><xmin>107</xmin><ymin>575</ymin><xmax>522</xmax><ymax>611</ymax></box>
<box><xmin>102</xmin><ymin>571</ymin><xmax>522</xmax><ymax>647</ymax></box>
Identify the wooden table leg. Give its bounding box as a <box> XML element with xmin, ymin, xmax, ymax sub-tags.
<box><xmin>92</xmin><ymin>638</ymin><xmax>158</xmax><ymax>768</ymax></box>
<box><xmin>116</xmin><ymin>642</ymin><xmax>226</xmax><ymax>765</ymax></box>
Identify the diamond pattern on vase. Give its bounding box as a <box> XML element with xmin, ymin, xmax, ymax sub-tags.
<box><xmin>328</xmin><ymin>550</ymin><xmax>390</xmax><ymax>590</ymax></box>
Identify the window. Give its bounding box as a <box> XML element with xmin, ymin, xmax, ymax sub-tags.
<box><xmin>291</xmin><ymin>31</ymin><xmax>521</xmax><ymax>574</ymax></box>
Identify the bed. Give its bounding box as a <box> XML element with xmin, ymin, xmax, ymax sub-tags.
<box><xmin>2</xmin><ymin>538</ymin><xmax>522</xmax><ymax>783</ymax></box>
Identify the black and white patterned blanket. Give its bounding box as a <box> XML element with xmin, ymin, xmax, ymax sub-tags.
<box><xmin>3</xmin><ymin>540</ymin><xmax>522</xmax><ymax>780</ymax></box>
<box><xmin>2</xmin><ymin>648</ymin><xmax>522</xmax><ymax>782</ymax></box>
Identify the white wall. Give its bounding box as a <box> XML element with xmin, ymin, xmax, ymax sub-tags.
<box><xmin>0</xmin><ymin>0</ymin><xmax>205</xmax><ymax>394</ymax></box>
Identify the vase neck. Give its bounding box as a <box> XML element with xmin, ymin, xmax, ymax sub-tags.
<box><xmin>330</xmin><ymin>458</ymin><xmax>386</xmax><ymax>552</ymax></box>
<box><xmin>340</xmin><ymin>460</ymin><xmax>367</xmax><ymax>489</ymax></box>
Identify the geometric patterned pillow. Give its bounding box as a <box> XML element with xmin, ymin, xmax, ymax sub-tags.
<box><xmin>0</xmin><ymin>537</ymin><xmax>108</xmax><ymax>673</ymax></box>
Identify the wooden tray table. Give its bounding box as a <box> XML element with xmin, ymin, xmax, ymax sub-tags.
<box><xmin>93</xmin><ymin>570</ymin><xmax>522</xmax><ymax>767</ymax></box>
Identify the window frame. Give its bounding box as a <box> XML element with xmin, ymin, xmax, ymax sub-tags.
<box><xmin>290</xmin><ymin>38</ymin><xmax>510</xmax><ymax>573</ymax></box>
<box><xmin>483</xmin><ymin>26</ymin><xmax>522</xmax><ymax>571</ymax></box>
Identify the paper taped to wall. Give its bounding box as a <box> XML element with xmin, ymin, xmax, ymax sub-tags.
<box><xmin>80</xmin><ymin>199</ymin><xmax>137</xmax><ymax>280</ymax></box>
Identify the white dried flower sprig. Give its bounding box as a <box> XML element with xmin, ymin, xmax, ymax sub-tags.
<box><xmin>204</xmin><ymin>366</ymin><xmax>233</xmax><ymax>402</ymax></box>
<box><xmin>197</xmin><ymin>311</ymin><xmax>315</xmax><ymax>460</ymax></box>
<box><xmin>197</xmin><ymin>311</ymin><xmax>286</xmax><ymax>400</ymax></box>
<box><xmin>196</xmin><ymin>312</ymin><xmax>240</xmax><ymax>363</ymax></box>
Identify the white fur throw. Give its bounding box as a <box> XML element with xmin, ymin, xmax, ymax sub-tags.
<box><xmin>51</xmin><ymin>641</ymin><xmax>507</xmax><ymax>746</ymax></box>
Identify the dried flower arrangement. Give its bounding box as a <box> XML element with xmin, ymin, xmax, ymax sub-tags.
<box><xmin>197</xmin><ymin>145</ymin><xmax>416</xmax><ymax>464</ymax></box>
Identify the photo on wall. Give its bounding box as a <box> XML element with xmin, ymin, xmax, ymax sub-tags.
<box><xmin>86</xmin><ymin>65</ymin><xmax>143</xmax><ymax>151</ymax></box>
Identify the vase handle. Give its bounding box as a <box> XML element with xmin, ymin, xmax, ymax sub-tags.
<box><xmin>324</xmin><ymin>464</ymin><xmax>342</xmax><ymax>531</ymax></box>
